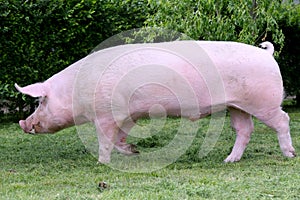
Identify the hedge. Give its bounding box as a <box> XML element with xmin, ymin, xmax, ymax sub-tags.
<box><xmin>0</xmin><ymin>0</ymin><xmax>150</xmax><ymax>120</ymax></box>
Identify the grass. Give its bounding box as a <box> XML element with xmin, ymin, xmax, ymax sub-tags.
<box><xmin>1</xmin><ymin>108</ymin><xmax>300</xmax><ymax>199</ymax></box>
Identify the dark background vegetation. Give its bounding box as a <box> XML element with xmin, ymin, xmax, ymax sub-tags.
<box><xmin>0</xmin><ymin>0</ymin><xmax>299</xmax><ymax>121</ymax></box>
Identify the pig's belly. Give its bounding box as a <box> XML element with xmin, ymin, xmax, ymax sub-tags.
<box><xmin>128</xmin><ymin>100</ymin><xmax>218</xmax><ymax>122</ymax></box>
<box><xmin>127</xmin><ymin>90</ymin><xmax>216</xmax><ymax>121</ymax></box>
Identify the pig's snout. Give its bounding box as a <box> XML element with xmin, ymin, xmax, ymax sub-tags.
<box><xmin>19</xmin><ymin>120</ymin><xmax>27</xmax><ymax>131</ymax></box>
<box><xmin>19</xmin><ymin>120</ymin><xmax>36</xmax><ymax>134</ymax></box>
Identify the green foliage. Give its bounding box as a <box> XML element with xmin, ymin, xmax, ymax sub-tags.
<box><xmin>277</xmin><ymin>4</ymin><xmax>300</xmax><ymax>103</ymax></box>
<box><xmin>146</xmin><ymin>0</ymin><xmax>293</xmax><ymax>47</ymax></box>
<box><xmin>0</xmin><ymin>0</ymin><xmax>150</xmax><ymax>119</ymax></box>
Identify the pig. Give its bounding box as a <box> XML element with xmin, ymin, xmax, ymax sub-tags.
<box><xmin>15</xmin><ymin>40</ymin><xmax>296</xmax><ymax>163</ymax></box>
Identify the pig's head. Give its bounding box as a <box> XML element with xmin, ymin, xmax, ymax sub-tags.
<box><xmin>15</xmin><ymin>83</ymin><xmax>74</xmax><ymax>134</ymax></box>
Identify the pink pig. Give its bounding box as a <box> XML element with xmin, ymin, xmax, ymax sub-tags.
<box><xmin>15</xmin><ymin>41</ymin><xmax>296</xmax><ymax>163</ymax></box>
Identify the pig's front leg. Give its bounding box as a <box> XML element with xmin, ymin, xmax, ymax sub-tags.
<box><xmin>95</xmin><ymin>119</ymin><xmax>118</xmax><ymax>164</ymax></box>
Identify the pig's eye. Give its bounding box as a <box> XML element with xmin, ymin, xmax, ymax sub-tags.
<box><xmin>39</xmin><ymin>96</ymin><xmax>47</xmax><ymax>105</ymax></box>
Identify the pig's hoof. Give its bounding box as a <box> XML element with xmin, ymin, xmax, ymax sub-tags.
<box><xmin>283</xmin><ymin>149</ymin><xmax>296</xmax><ymax>158</ymax></box>
<box><xmin>97</xmin><ymin>160</ymin><xmax>110</xmax><ymax>165</ymax></box>
<box><xmin>98</xmin><ymin>156</ymin><xmax>111</xmax><ymax>164</ymax></box>
<box><xmin>115</xmin><ymin>143</ymin><xmax>139</xmax><ymax>155</ymax></box>
<box><xmin>224</xmin><ymin>155</ymin><xmax>241</xmax><ymax>163</ymax></box>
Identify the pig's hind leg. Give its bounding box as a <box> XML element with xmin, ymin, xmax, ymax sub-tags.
<box><xmin>224</xmin><ymin>107</ymin><xmax>254</xmax><ymax>163</ymax></box>
<box><xmin>255</xmin><ymin>108</ymin><xmax>296</xmax><ymax>158</ymax></box>
<box><xmin>115</xmin><ymin>121</ymin><xmax>139</xmax><ymax>155</ymax></box>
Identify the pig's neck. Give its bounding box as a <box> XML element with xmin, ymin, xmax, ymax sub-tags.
<box><xmin>48</xmin><ymin>62</ymin><xmax>86</xmax><ymax>126</ymax></box>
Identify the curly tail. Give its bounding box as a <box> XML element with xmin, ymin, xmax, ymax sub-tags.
<box><xmin>259</xmin><ymin>41</ymin><xmax>274</xmax><ymax>55</ymax></box>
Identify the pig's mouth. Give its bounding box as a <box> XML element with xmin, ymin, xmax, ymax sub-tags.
<box><xmin>19</xmin><ymin>119</ymin><xmax>63</xmax><ymax>134</ymax></box>
<box><xmin>28</xmin><ymin>128</ymin><xmax>36</xmax><ymax>134</ymax></box>
<box><xmin>30</xmin><ymin>122</ymin><xmax>42</xmax><ymax>134</ymax></box>
<box><xmin>19</xmin><ymin>120</ymin><xmax>44</xmax><ymax>134</ymax></box>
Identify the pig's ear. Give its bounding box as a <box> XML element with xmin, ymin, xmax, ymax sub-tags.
<box><xmin>15</xmin><ymin>83</ymin><xmax>49</xmax><ymax>97</ymax></box>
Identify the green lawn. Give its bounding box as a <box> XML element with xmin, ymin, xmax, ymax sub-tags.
<box><xmin>1</xmin><ymin>109</ymin><xmax>300</xmax><ymax>199</ymax></box>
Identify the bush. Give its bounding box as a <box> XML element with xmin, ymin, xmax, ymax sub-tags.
<box><xmin>0</xmin><ymin>0</ymin><xmax>150</xmax><ymax>120</ymax></box>
<box><xmin>277</xmin><ymin>5</ymin><xmax>300</xmax><ymax>105</ymax></box>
